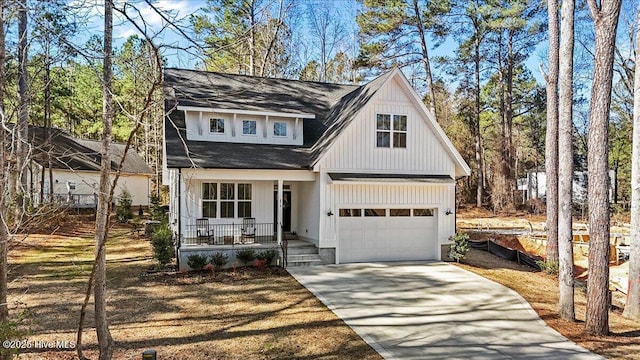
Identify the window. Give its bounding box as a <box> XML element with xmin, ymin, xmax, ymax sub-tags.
<box><xmin>238</xmin><ymin>183</ymin><xmax>252</xmax><ymax>218</ymax></box>
<box><xmin>393</xmin><ymin>115</ymin><xmax>407</xmax><ymax>148</ymax></box>
<box><xmin>389</xmin><ymin>209</ymin><xmax>410</xmax><ymax>217</ymax></box>
<box><xmin>242</xmin><ymin>120</ymin><xmax>257</xmax><ymax>135</ymax></box>
<box><xmin>202</xmin><ymin>183</ymin><xmax>217</xmax><ymax>218</ymax></box>
<box><xmin>220</xmin><ymin>183</ymin><xmax>235</xmax><ymax>218</ymax></box>
<box><xmin>413</xmin><ymin>209</ymin><xmax>434</xmax><ymax>217</ymax></box>
<box><xmin>274</xmin><ymin>122</ymin><xmax>287</xmax><ymax>137</ymax></box>
<box><xmin>364</xmin><ymin>209</ymin><xmax>386</xmax><ymax>217</ymax></box>
<box><xmin>210</xmin><ymin>118</ymin><xmax>225</xmax><ymax>133</ymax></box>
<box><xmin>376</xmin><ymin>113</ymin><xmax>407</xmax><ymax>148</ymax></box>
<box><xmin>339</xmin><ymin>209</ymin><xmax>362</xmax><ymax>217</ymax></box>
<box><xmin>376</xmin><ymin>114</ymin><xmax>391</xmax><ymax>147</ymax></box>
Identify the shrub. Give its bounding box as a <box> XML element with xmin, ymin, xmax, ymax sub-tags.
<box><xmin>210</xmin><ymin>252</ymin><xmax>229</xmax><ymax>268</ymax></box>
<box><xmin>448</xmin><ymin>232</ymin><xmax>470</xmax><ymax>263</ymax></box>
<box><xmin>151</xmin><ymin>224</ymin><xmax>174</xmax><ymax>266</ymax></box>
<box><xmin>236</xmin><ymin>248</ymin><xmax>256</xmax><ymax>266</ymax></box>
<box><xmin>536</xmin><ymin>259</ymin><xmax>559</xmax><ymax>275</ymax></box>
<box><xmin>253</xmin><ymin>258</ymin><xmax>268</xmax><ymax>270</ymax></box>
<box><xmin>256</xmin><ymin>248</ymin><xmax>278</xmax><ymax>265</ymax></box>
<box><xmin>149</xmin><ymin>194</ymin><xmax>165</xmax><ymax>221</ymax></box>
<box><xmin>187</xmin><ymin>254</ymin><xmax>208</xmax><ymax>271</ymax></box>
<box><xmin>116</xmin><ymin>188</ymin><xmax>133</xmax><ymax>223</ymax></box>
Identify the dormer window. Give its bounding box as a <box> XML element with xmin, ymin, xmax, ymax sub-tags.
<box><xmin>242</xmin><ymin>120</ymin><xmax>257</xmax><ymax>135</ymax></box>
<box><xmin>376</xmin><ymin>114</ymin><xmax>407</xmax><ymax>148</ymax></box>
<box><xmin>210</xmin><ymin>118</ymin><xmax>225</xmax><ymax>133</ymax></box>
<box><xmin>274</xmin><ymin>122</ymin><xmax>287</xmax><ymax>137</ymax></box>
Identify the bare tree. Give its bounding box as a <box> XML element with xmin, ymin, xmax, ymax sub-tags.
<box><xmin>94</xmin><ymin>0</ymin><xmax>114</xmax><ymax>357</ymax></box>
<box><xmin>585</xmin><ymin>0</ymin><xmax>621</xmax><ymax>336</ymax></box>
<box><xmin>558</xmin><ymin>0</ymin><xmax>576</xmax><ymax>322</ymax></box>
<box><xmin>306</xmin><ymin>0</ymin><xmax>345</xmax><ymax>82</ymax></box>
<box><xmin>545</xmin><ymin>0</ymin><xmax>560</xmax><ymax>265</ymax></box>
<box><xmin>15</xmin><ymin>0</ymin><xmax>28</xmax><ymax>210</ymax></box>
<box><xmin>624</xmin><ymin>3</ymin><xmax>640</xmax><ymax>321</ymax></box>
<box><xmin>0</xmin><ymin>3</ymin><xmax>7</xmax><ymax>359</ymax></box>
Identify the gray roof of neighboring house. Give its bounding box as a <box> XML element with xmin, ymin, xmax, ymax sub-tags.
<box><xmin>164</xmin><ymin>68</ymin><xmax>393</xmax><ymax>169</ymax></box>
<box><xmin>27</xmin><ymin>125</ymin><xmax>153</xmax><ymax>174</ymax></box>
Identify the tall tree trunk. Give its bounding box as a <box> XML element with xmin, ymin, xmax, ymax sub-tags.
<box><xmin>95</xmin><ymin>0</ymin><xmax>114</xmax><ymax>358</ymax></box>
<box><xmin>16</xmin><ymin>0</ymin><xmax>28</xmax><ymax>210</ymax></box>
<box><xmin>505</xmin><ymin>31</ymin><xmax>515</xmax><ymax>205</ymax></box>
<box><xmin>474</xmin><ymin>38</ymin><xmax>483</xmax><ymax>208</ymax></box>
<box><xmin>558</xmin><ymin>0</ymin><xmax>575</xmax><ymax>322</ymax></box>
<box><xmin>623</xmin><ymin>3</ymin><xmax>640</xmax><ymax>321</ymax></box>
<box><xmin>545</xmin><ymin>0</ymin><xmax>560</xmax><ymax>265</ymax></box>
<box><xmin>586</xmin><ymin>0</ymin><xmax>621</xmax><ymax>336</ymax></box>
<box><xmin>412</xmin><ymin>0</ymin><xmax>437</xmax><ymax>120</ymax></box>
<box><xmin>0</xmin><ymin>1</ymin><xmax>8</xmax><ymax>354</ymax></box>
<box><xmin>249</xmin><ymin>0</ymin><xmax>256</xmax><ymax>76</ymax></box>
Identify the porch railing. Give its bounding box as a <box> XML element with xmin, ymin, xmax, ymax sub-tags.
<box><xmin>52</xmin><ymin>193</ymin><xmax>98</xmax><ymax>209</ymax></box>
<box><xmin>182</xmin><ymin>222</ymin><xmax>276</xmax><ymax>246</ymax></box>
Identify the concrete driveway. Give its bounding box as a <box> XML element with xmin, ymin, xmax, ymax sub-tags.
<box><xmin>288</xmin><ymin>262</ymin><xmax>603</xmax><ymax>360</ymax></box>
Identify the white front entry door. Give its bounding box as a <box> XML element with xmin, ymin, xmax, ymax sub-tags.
<box><xmin>338</xmin><ymin>208</ymin><xmax>438</xmax><ymax>263</ymax></box>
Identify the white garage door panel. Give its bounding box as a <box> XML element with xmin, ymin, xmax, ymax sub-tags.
<box><xmin>339</xmin><ymin>211</ymin><xmax>438</xmax><ymax>263</ymax></box>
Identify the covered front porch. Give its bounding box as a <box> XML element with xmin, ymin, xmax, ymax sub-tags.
<box><xmin>175</xmin><ymin>169</ymin><xmax>319</xmax><ymax>251</ymax></box>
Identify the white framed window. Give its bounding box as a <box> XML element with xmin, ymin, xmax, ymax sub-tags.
<box><xmin>202</xmin><ymin>183</ymin><xmax>217</xmax><ymax>218</ymax></box>
<box><xmin>413</xmin><ymin>208</ymin><xmax>434</xmax><ymax>216</ymax></box>
<box><xmin>242</xmin><ymin>120</ymin><xmax>257</xmax><ymax>135</ymax></box>
<box><xmin>376</xmin><ymin>113</ymin><xmax>407</xmax><ymax>148</ymax></box>
<box><xmin>274</xmin><ymin>122</ymin><xmax>287</xmax><ymax>137</ymax></box>
<box><xmin>210</xmin><ymin>118</ymin><xmax>225</xmax><ymax>133</ymax></box>
<box><xmin>220</xmin><ymin>183</ymin><xmax>235</xmax><ymax>218</ymax></box>
<box><xmin>202</xmin><ymin>183</ymin><xmax>252</xmax><ymax>219</ymax></box>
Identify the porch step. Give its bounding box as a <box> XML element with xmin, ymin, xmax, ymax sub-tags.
<box><xmin>285</xmin><ymin>240</ymin><xmax>322</xmax><ymax>267</ymax></box>
<box><xmin>287</xmin><ymin>254</ymin><xmax>323</xmax><ymax>267</ymax></box>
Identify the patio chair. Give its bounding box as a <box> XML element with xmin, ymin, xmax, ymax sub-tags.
<box><xmin>196</xmin><ymin>218</ymin><xmax>213</xmax><ymax>245</ymax></box>
<box><xmin>241</xmin><ymin>217</ymin><xmax>256</xmax><ymax>244</ymax></box>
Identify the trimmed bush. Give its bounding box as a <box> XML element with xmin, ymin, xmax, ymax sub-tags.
<box><xmin>151</xmin><ymin>223</ymin><xmax>174</xmax><ymax>266</ymax></box>
<box><xmin>256</xmin><ymin>248</ymin><xmax>278</xmax><ymax>265</ymax></box>
<box><xmin>210</xmin><ymin>252</ymin><xmax>229</xmax><ymax>268</ymax></box>
<box><xmin>448</xmin><ymin>232</ymin><xmax>470</xmax><ymax>263</ymax></box>
<box><xmin>236</xmin><ymin>248</ymin><xmax>256</xmax><ymax>266</ymax></box>
<box><xmin>187</xmin><ymin>254</ymin><xmax>208</xmax><ymax>271</ymax></box>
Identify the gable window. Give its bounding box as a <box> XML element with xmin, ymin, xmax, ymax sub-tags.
<box><xmin>242</xmin><ymin>120</ymin><xmax>257</xmax><ymax>135</ymax></box>
<box><xmin>376</xmin><ymin>114</ymin><xmax>407</xmax><ymax>148</ymax></box>
<box><xmin>202</xmin><ymin>183</ymin><xmax>217</xmax><ymax>218</ymax></box>
<box><xmin>274</xmin><ymin>122</ymin><xmax>287</xmax><ymax>137</ymax></box>
<box><xmin>210</xmin><ymin>118</ymin><xmax>225</xmax><ymax>133</ymax></box>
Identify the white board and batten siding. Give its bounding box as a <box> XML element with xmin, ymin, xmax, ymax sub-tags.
<box><xmin>316</xmin><ymin>76</ymin><xmax>459</xmax><ymax>260</ymax></box>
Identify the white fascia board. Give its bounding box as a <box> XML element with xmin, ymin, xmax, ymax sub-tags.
<box><xmin>177</xmin><ymin>106</ymin><xmax>315</xmax><ymax>119</ymax></box>
<box><xmin>181</xmin><ymin>168</ymin><xmax>316</xmax><ymax>181</ymax></box>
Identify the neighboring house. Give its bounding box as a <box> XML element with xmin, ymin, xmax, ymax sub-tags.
<box><xmin>518</xmin><ymin>169</ymin><xmax>615</xmax><ymax>204</ymax></box>
<box><xmin>26</xmin><ymin>125</ymin><xmax>152</xmax><ymax>208</ymax></box>
<box><xmin>163</xmin><ymin>68</ymin><xmax>470</xmax><ymax>269</ymax></box>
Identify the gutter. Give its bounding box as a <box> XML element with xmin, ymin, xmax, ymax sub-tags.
<box><xmin>176</xmin><ymin>168</ymin><xmax>182</xmax><ymax>270</ymax></box>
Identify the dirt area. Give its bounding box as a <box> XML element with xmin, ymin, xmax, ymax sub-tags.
<box><xmin>456</xmin><ymin>249</ymin><xmax>640</xmax><ymax>360</ymax></box>
<box><xmin>7</xmin><ymin>223</ymin><xmax>381</xmax><ymax>360</ymax></box>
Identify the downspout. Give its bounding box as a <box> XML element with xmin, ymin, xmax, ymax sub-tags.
<box><xmin>176</xmin><ymin>168</ymin><xmax>182</xmax><ymax>270</ymax></box>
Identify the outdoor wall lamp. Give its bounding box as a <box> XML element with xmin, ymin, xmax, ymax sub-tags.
<box><xmin>327</xmin><ymin>210</ymin><xmax>334</xmax><ymax>216</ymax></box>
<box><xmin>445</xmin><ymin>209</ymin><xmax>453</xmax><ymax>215</ymax></box>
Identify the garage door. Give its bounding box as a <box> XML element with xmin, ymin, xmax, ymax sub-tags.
<box><xmin>338</xmin><ymin>208</ymin><xmax>438</xmax><ymax>263</ymax></box>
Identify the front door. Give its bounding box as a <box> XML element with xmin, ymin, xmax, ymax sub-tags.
<box><xmin>274</xmin><ymin>191</ymin><xmax>292</xmax><ymax>232</ymax></box>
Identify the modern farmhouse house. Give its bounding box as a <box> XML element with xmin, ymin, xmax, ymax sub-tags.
<box><xmin>163</xmin><ymin>68</ymin><xmax>470</xmax><ymax>269</ymax></box>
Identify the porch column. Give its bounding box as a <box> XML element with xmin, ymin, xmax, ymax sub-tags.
<box><xmin>277</xmin><ymin>179</ymin><xmax>283</xmax><ymax>246</ymax></box>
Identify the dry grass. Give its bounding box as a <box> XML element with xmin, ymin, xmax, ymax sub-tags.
<box><xmin>7</xmin><ymin>222</ymin><xmax>381</xmax><ymax>360</ymax></box>
<box><xmin>456</xmin><ymin>249</ymin><xmax>640</xmax><ymax>360</ymax></box>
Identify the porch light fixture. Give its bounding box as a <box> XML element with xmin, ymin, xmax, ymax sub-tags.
<box><xmin>445</xmin><ymin>209</ymin><xmax>453</xmax><ymax>215</ymax></box>
<box><xmin>327</xmin><ymin>210</ymin><xmax>334</xmax><ymax>217</ymax></box>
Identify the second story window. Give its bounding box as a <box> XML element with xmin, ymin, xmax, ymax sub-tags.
<box><xmin>274</xmin><ymin>122</ymin><xmax>287</xmax><ymax>137</ymax></box>
<box><xmin>242</xmin><ymin>120</ymin><xmax>257</xmax><ymax>135</ymax></box>
<box><xmin>210</xmin><ymin>118</ymin><xmax>225</xmax><ymax>133</ymax></box>
<box><xmin>376</xmin><ymin>114</ymin><xmax>407</xmax><ymax>148</ymax></box>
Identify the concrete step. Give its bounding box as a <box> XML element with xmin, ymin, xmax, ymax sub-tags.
<box><xmin>287</xmin><ymin>246</ymin><xmax>319</xmax><ymax>255</ymax></box>
<box><xmin>287</xmin><ymin>258</ymin><xmax>323</xmax><ymax>267</ymax></box>
<box><xmin>288</xmin><ymin>254</ymin><xmax>321</xmax><ymax>262</ymax></box>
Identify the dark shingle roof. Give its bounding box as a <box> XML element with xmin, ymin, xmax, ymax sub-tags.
<box><xmin>27</xmin><ymin>126</ymin><xmax>152</xmax><ymax>174</ymax></box>
<box><xmin>164</xmin><ymin>68</ymin><xmax>391</xmax><ymax>169</ymax></box>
